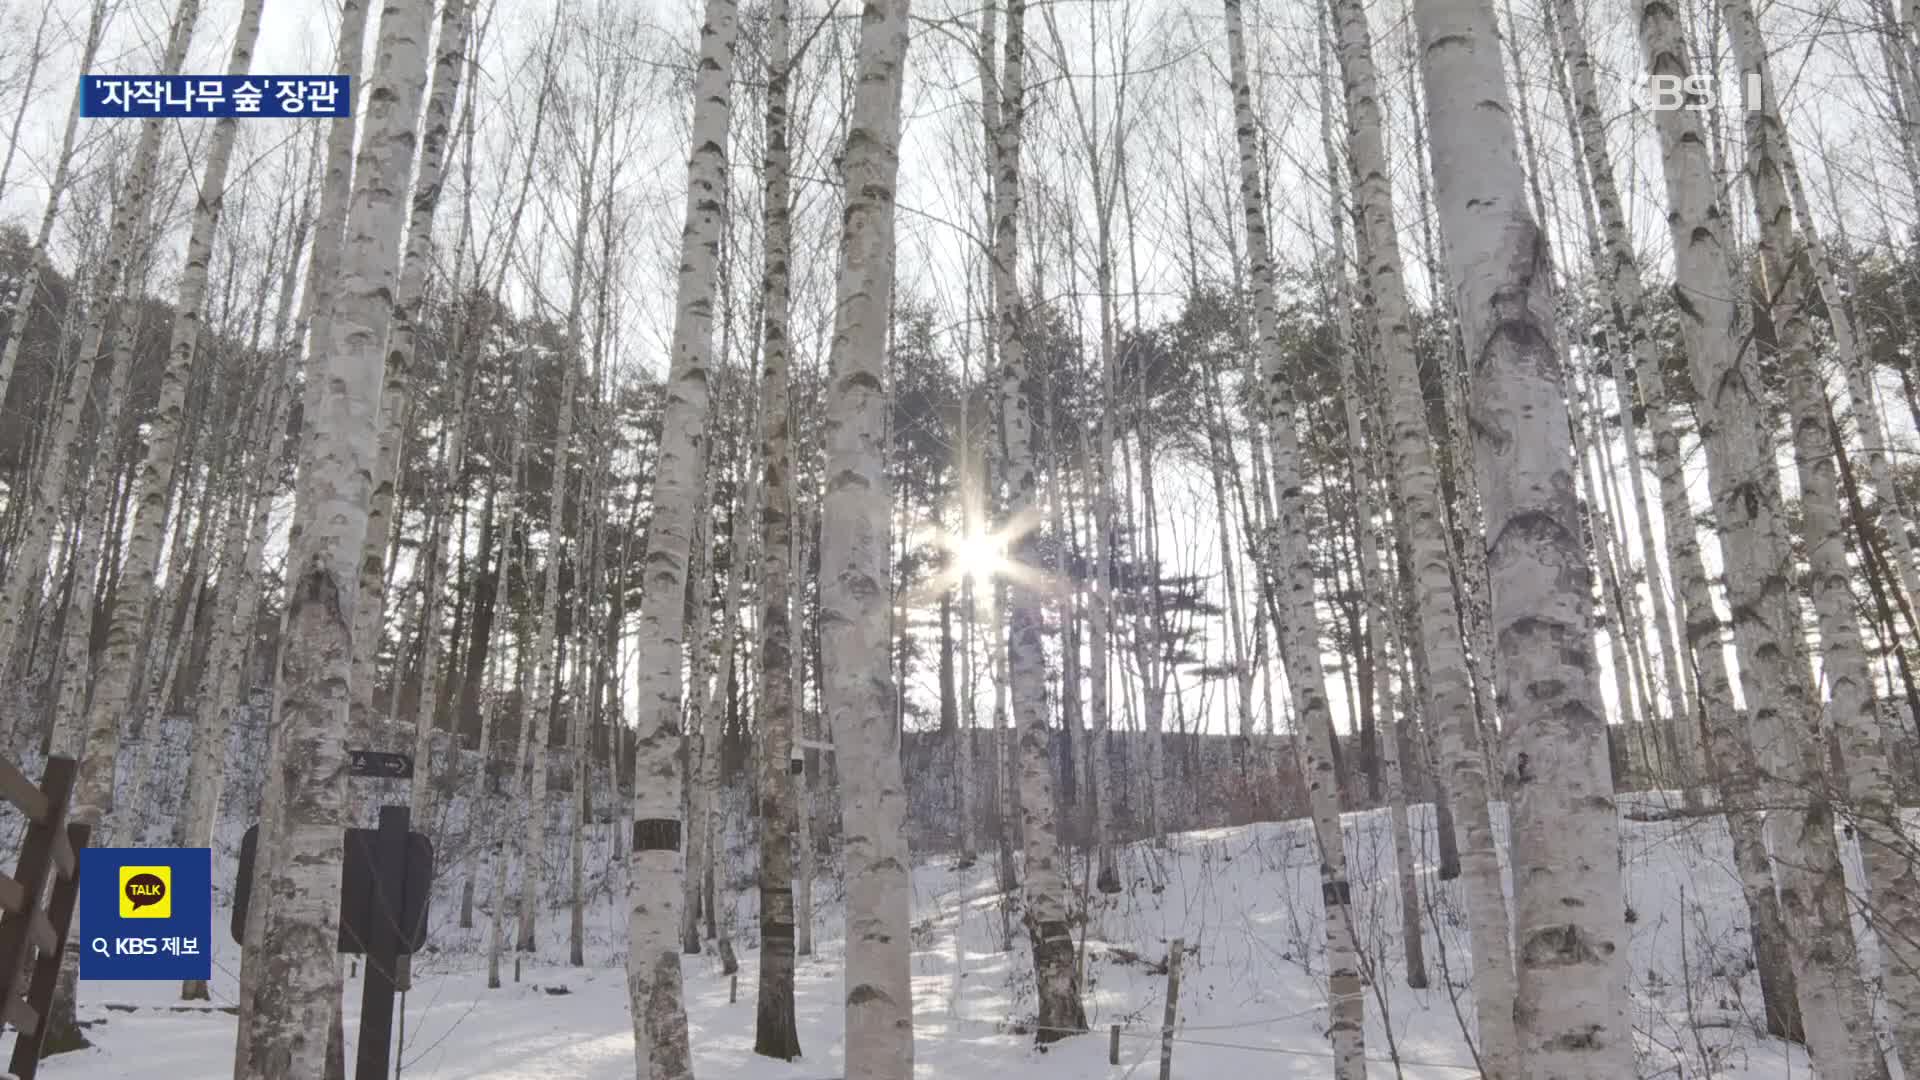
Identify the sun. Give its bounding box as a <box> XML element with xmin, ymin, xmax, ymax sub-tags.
<box><xmin>948</xmin><ymin>530</ymin><xmax>1007</xmax><ymax>586</ymax></box>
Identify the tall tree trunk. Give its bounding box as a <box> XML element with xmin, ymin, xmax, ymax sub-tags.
<box><xmin>1315</xmin><ymin>15</ymin><xmax>1425</xmax><ymax>984</ymax></box>
<box><xmin>1724</xmin><ymin>0</ymin><xmax>1920</xmax><ymax>1065</ymax></box>
<box><xmin>1413</xmin><ymin>0</ymin><xmax>1634</xmax><ymax>1071</ymax></box>
<box><xmin>408</xmin><ymin>0</ymin><xmax>479</xmax><ymax>827</ymax></box>
<box><xmin>1224</xmin><ymin>1</ymin><xmax>1366</xmax><ymax>1073</ymax></box>
<box><xmin>78</xmin><ymin>0</ymin><xmax>263</xmax><ymax>841</ymax></box>
<box><xmin>817</xmin><ymin>0</ymin><xmax>915</xmax><ymax>1071</ymax></box>
<box><xmin>754</xmin><ymin>0</ymin><xmax>800</xmax><ymax>1056</ymax></box>
<box><xmin>682</xmin><ymin>464</ymin><xmax>720</xmax><ymax>954</ymax></box>
<box><xmin>1545</xmin><ymin>0</ymin><xmax>1801</xmax><ymax>1033</ymax></box>
<box><xmin>1637</xmin><ymin>2</ymin><xmax>1881</xmax><ymax>1074</ymax></box>
<box><xmin>516</xmin><ymin>83</ymin><xmax>601</xmax><ymax>960</ymax></box>
<box><xmin>238</xmin><ymin>0</ymin><xmax>433</xmax><ymax>1072</ymax></box>
<box><xmin>990</xmin><ymin>0</ymin><xmax>1086</xmax><ymax>1040</ymax></box>
<box><xmin>624</xmin><ymin>0</ymin><xmax>738</xmax><ymax>1071</ymax></box>
<box><xmin>793</xmin><ymin>499</ymin><xmax>815</xmax><ymax>958</ymax></box>
<box><xmin>1325</xmin><ymin>0</ymin><xmax>1510</xmax><ymax>1065</ymax></box>
<box><xmin>354</xmin><ymin>0</ymin><xmax>472</xmax><ymax>743</ymax></box>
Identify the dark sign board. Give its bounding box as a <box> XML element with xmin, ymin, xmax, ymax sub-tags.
<box><xmin>231</xmin><ymin>821</ymin><xmax>432</xmax><ymax>954</ymax></box>
<box><xmin>348</xmin><ymin>750</ymin><xmax>414</xmax><ymax>779</ymax></box>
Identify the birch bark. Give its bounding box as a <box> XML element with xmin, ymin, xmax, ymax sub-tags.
<box><xmin>1637</xmin><ymin>2</ymin><xmax>1880</xmax><ymax>1073</ymax></box>
<box><xmin>754</xmin><ymin>0</ymin><xmax>800</xmax><ymax>1055</ymax></box>
<box><xmin>1315</xmin><ymin>24</ymin><xmax>1425</xmax><ymax>982</ymax></box>
<box><xmin>624</xmin><ymin>0</ymin><xmax>738</xmax><ymax>1071</ymax></box>
<box><xmin>238</xmin><ymin>0</ymin><xmax>433</xmax><ymax>1073</ymax></box>
<box><xmin>75</xmin><ymin>0</ymin><xmax>262</xmax><ymax>843</ymax></box>
<box><xmin>989</xmin><ymin>0</ymin><xmax>1087</xmax><ymax>1040</ymax></box>
<box><xmin>355</xmin><ymin>0</ymin><xmax>472</xmax><ymax>741</ymax></box>
<box><xmin>1224</xmin><ymin>1</ymin><xmax>1365</xmax><ymax>1073</ymax></box>
<box><xmin>1414</xmin><ymin>0</ymin><xmax>1634</xmax><ymax>1071</ymax></box>
<box><xmin>1325</xmin><ymin>0</ymin><xmax>1513</xmax><ymax>1063</ymax></box>
<box><xmin>818</xmin><ymin>0</ymin><xmax>915</xmax><ymax>1070</ymax></box>
<box><xmin>1722</xmin><ymin>0</ymin><xmax>1920</xmax><ymax>1064</ymax></box>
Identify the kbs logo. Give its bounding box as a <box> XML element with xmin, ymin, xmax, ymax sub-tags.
<box><xmin>118</xmin><ymin>865</ymin><xmax>171</xmax><ymax>918</ymax></box>
<box><xmin>1637</xmin><ymin>73</ymin><xmax>1763</xmax><ymax>113</ymax></box>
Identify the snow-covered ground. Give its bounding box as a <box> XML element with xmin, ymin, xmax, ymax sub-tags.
<box><xmin>26</xmin><ymin>796</ymin><xmax>1828</xmax><ymax>1078</ymax></box>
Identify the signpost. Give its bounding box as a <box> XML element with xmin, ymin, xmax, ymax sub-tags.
<box><xmin>232</xmin><ymin>750</ymin><xmax>426</xmax><ymax>1080</ymax></box>
<box><xmin>357</xmin><ymin>806</ymin><xmax>408</xmax><ymax>1080</ymax></box>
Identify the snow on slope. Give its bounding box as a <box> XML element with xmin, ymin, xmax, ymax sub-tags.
<box><xmin>25</xmin><ymin>798</ymin><xmax>1828</xmax><ymax>1078</ymax></box>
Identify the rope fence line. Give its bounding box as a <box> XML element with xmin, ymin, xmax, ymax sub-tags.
<box><xmin>944</xmin><ymin>1011</ymin><xmax>1482</xmax><ymax>1072</ymax></box>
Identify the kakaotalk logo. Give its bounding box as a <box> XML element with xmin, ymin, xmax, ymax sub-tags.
<box><xmin>118</xmin><ymin>865</ymin><xmax>171</xmax><ymax>919</ymax></box>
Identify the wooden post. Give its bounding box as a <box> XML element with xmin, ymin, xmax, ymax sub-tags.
<box><xmin>1159</xmin><ymin>937</ymin><xmax>1183</xmax><ymax>1080</ymax></box>
<box><xmin>1109</xmin><ymin>1023</ymin><xmax>1121</xmax><ymax>1065</ymax></box>
<box><xmin>356</xmin><ymin>804</ymin><xmax>409</xmax><ymax>1080</ymax></box>
<box><xmin>729</xmin><ymin>973</ymin><xmax>738</xmax><ymax>1003</ymax></box>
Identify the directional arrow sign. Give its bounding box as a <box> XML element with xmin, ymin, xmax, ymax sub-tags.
<box><xmin>348</xmin><ymin>749</ymin><xmax>414</xmax><ymax>779</ymax></box>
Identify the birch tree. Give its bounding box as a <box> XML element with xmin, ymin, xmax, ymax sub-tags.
<box><xmin>624</xmin><ymin>0</ymin><xmax>739</xmax><ymax>1070</ymax></box>
<box><xmin>0</xmin><ymin>0</ymin><xmax>200</xmax><ymax>677</ymax></box>
<box><xmin>817</xmin><ymin>0</ymin><xmax>915</xmax><ymax>1071</ymax></box>
<box><xmin>1223</xmin><ymin>1</ymin><xmax>1365</xmax><ymax>1073</ymax></box>
<box><xmin>1721</xmin><ymin>0</ymin><xmax>1920</xmax><ymax>1063</ymax></box>
<box><xmin>1635</xmin><ymin>2</ymin><xmax>1881</xmax><ymax>1074</ymax></box>
<box><xmin>1325</xmin><ymin>0</ymin><xmax>1514</xmax><ymax>1052</ymax></box>
<box><xmin>1411</xmin><ymin>0</ymin><xmax>1633</xmax><ymax>1071</ymax></box>
<box><xmin>989</xmin><ymin>0</ymin><xmax>1086</xmax><ymax>1042</ymax></box>
<box><xmin>354</xmin><ymin>0</ymin><xmax>476</xmax><ymax>743</ymax></box>
<box><xmin>75</xmin><ymin>0</ymin><xmax>265</xmax><ymax>840</ymax></box>
<box><xmin>753</xmin><ymin>0</ymin><xmax>801</xmax><ymax>1057</ymax></box>
<box><xmin>238</xmin><ymin>0</ymin><xmax>435</xmax><ymax>1072</ymax></box>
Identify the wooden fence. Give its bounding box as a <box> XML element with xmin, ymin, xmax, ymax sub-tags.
<box><xmin>0</xmin><ymin>755</ymin><xmax>89</xmax><ymax>1079</ymax></box>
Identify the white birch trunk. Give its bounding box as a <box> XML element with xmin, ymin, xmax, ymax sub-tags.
<box><xmin>355</xmin><ymin>0</ymin><xmax>471</xmax><ymax>740</ymax></box>
<box><xmin>1317</xmin><ymin>56</ymin><xmax>1425</xmax><ymax>989</ymax></box>
<box><xmin>754</xmin><ymin>0</ymin><xmax>800</xmax><ymax>1053</ymax></box>
<box><xmin>237</xmin><ymin>0</ymin><xmax>433</xmax><ymax>1072</ymax></box>
<box><xmin>819</xmin><ymin>0</ymin><xmax>915</xmax><ymax>1071</ymax></box>
<box><xmin>1637</xmin><ymin>3</ymin><xmax>1879</xmax><ymax>1073</ymax></box>
<box><xmin>75</xmin><ymin>0</ymin><xmax>262</xmax><ymax>839</ymax></box>
<box><xmin>1724</xmin><ymin>1</ymin><xmax>1920</xmax><ymax>1065</ymax></box>
<box><xmin>1414</xmin><ymin>0</ymin><xmax>1633</xmax><ymax>1071</ymax></box>
<box><xmin>1224</xmin><ymin>1</ymin><xmax>1366</xmax><ymax>1073</ymax></box>
<box><xmin>624</xmin><ymin>0</ymin><xmax>738</xmax><ymax>1071</ymax></box>
<box><xmin>1324</xmin><ymin>0</ymin><xmax>1512</xmax><ymax>1066</ymax></box>
<box><xmin>991</xmin><ymin>0</ymin><xmax>1086</xmax><ymax>1041</ymax></box>
<box><xmin>407</xmin><ymin>0</ymin><xmax>477</xmax><ymax>827</ymax></box>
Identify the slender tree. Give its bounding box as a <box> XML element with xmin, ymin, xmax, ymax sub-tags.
<box><xmin>1223</xmin><ymin>0</ymin><xmax>1365</xmax><ymax>1074</ymax></box>
<box><xmin>1636</xmin><ymin>0</ymin><xmax>1881</xmax><ymax>1073</ymax></box>
<box><xmin>989</xmin><ymin>0</ymin><xmax>1086</xmax><ymax>1042</ymax></box>
<box><xmin>818</xmin><ymin>0</ymin><xmax>915</xmax><ymax>1071</ymax></box>
<box><xmin>623</xmin><ymin>0</ymin><xmax>738</xmax><ymax>1070</ymax></box>
<box><xmin>238</xmin><ymin>0</ymin><xmax>435</xmax><ymax>1072</ymax></box>
<box><xmin>753</xmin><ymin>0</ymin><xmax>801</xmax><ymax>1057</ymax></box>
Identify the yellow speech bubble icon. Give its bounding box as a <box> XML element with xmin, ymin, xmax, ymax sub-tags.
<box><xmin>119</xmin><ymin>865</ymin><xmax>171</xmax><ymax>919</ymax></box>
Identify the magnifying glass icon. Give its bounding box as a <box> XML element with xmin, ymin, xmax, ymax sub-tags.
<box><xmin>89</xmin><ymin>937</ymin><xmax>108</xmax><ymax>958</ymax></box>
